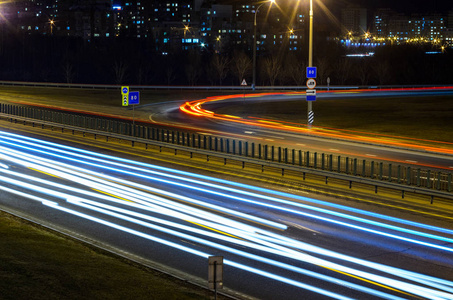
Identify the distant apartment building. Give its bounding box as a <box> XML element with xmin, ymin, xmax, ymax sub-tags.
<box><xmin>341</xmin><ymin>5</ymin><xmax>367</xmax><ymax>37</ymax></box>
<box><xmin>372</xmin><ymin>9</ymin><xmax>446</xmax><ymax>44</ymax></box>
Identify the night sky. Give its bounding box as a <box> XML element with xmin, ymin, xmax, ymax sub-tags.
<box><xmin>224</xmin><ymin>1</ymin><xmax>452</xmax><ymax>14</ymax></box>
<box><xmin>348</xmin><ymin>0</ymin><xmax>452</xmax><ymax>13</ymax></box>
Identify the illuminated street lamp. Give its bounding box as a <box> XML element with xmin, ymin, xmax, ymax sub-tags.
<box><xmin>49</xmin><ymin>19</ymin><xmax>55</xmax><ymax>35</ymax></box>
<box><xmin>184</xmin><ymin>25</ymin><xmax>190</xmax><ymax>38</ymax></box>
<box><xmin>252</xmin><ymin>0</ymin><xmax>275</xmax><ymax>90</ymax></box>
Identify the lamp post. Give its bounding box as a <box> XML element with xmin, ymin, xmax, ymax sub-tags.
<box><xmin>307</xmin><ymin>0</ymin><xmax>314</xmax><ymax>128</ymax></box>
<box><xmin>49</xmin><ymin>19</ymin><xmax>55</xmax><ymax>35</ymax></box>
<box><xmin>253</xmin><ymin>0</ymin><xmax>275</xmax><ymax>91</ymax></box>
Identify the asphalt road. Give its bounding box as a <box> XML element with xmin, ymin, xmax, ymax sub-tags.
<box><xmin>1</xmin><ymin>128</ymin><xmax>453</xmax><ymax>299</ymax></box>
<box><xmin>151</xmin><ymin>89</ymin><xmax>453</xmax><ymax>171</ymax></box>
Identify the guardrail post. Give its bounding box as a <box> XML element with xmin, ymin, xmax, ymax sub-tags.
<box><xmin>314</xmin><ymin>152</ymin><xmax>317</xmax><ymax>169</ymax></box>
<box><xmin>370</xmin><ymin>161</ymin><xmax>375</xmax><ymax>179</ymax></box>
<box><xmin>306</xmin><ymin>151</ymin><xmax>310</xmax><ymax>168</ymax></box>
<box><xmin>417</xmin><ymin>168</ymin><xmax>421</xmax><ymax>186</ymax></box>
<box><xmin>397</xmin><ymin>165</ymin><xmax>401</xmax><ymax>184</ymax></box>
<box><xmin>299</xmin><ymin>150</ymin><xmax>302</xmax><ymax>166</ymax></box>
<box><xmin>379</xmin><ymin>162</ymin><xmax>383</xmax><ymax>180</ymax></box>
<box><xmin>426</xmin><ymin>170</ymin><xmax>431</xmax><ymax>188</ymax></box>
<box><xmin>233</xmin><ymin>140</ymin><xmax>236</xmax><ymax>155</ymax></box>
<box><xmin>245</xmin><ymin>142</ymin><xmax>248</xmax><ymax>157</ymax></box>
<box><xmin>407</xmin><ymin>167</ymin><xmax>411</xmax><ymax>185</ymax></box>
<box><xmin>204</xmin><ymin>136</ymin><xmax>207</xmax><ymax>149</ymax></box>
<box><xmin>448</xmin><ymin>174</ymin><xmax>452</xmax><ymax>192</ymax></box>
<box><xmin>329</xmin><ymin>155</ymin><xmax>333</xmax><ymax>171</ymax></box>
<box><xmin>437</xmin><ymin>172</ymin><xmax>442</xmax><ymax>190</ymax></box>
<box><xmin>264</xmin><ymin>145</ymin><xmax>268</xmax><ymax>160</ymax></box>
<box><xmin>271</xmin><ymin>146</ymin><xmax>275</xmax><ymax>161</ymax></box>
<box><xmin>209</xmin><ymin>136</ymin><xmax>213</xmax><ymax>150</ymax></box>
<box><xmin>337</xmin><ymin>156</ymin><xmax>341</xmax><ymax>172</ymax></box>
<box><xmin>353</xmin><ymin>158</ymin><xmax>357</xmax><ymax>176</ymax></box>
<box><xmin>214</xmin><ymin>137</ymin><xmax>218</xmax><ymax>151</ymax></box>
<box><xmin>278</xmin><ymin>147</ymin><xmax>281</xmax><ymax>163</ymax></box>
<box><xmin>239</xmin><ymin>141</ymin><xmax>242</xmax><ymax>155</ymax></box>
<box><xmin>345</xmin><ymin>157</ymin><xmax>349</xmax><ymax>174</ymax></box>
<box><xmin>321</xmin><ymin>153</ymin><xmax>325</xmax><ymax>170</ymax></box>
<box><xmin>292</xmin><ymin>149</ymin><xmax>295</xmax><ymax>165</ymax></box>
<box><xmin>284</xmin><ymin>148</ymin><xmax>288</xmax><ymax>164</ymax></box>
<box><xmin>167</xmin><ymin>130</ymin><xmax>170</xmax><ymax>143</ymax></box>
<box><xmin>362</xmin><ymin>160</ymin><xmax>366</xmax><ymax>177</ymax></box>
<box><xmin>226</xmin><ymin>139</ymin><xmax>230</xmax><ymax>153</ymax></box>
<box><xmin>258</xmin><ymin>144</ymin><xmax>261</xmax><ymax>159</ymax></box>
<box><xmin>252</xmin><ymin>143</ymin><xmax>255</xmax><ymax>158</ymax></box>
<box><xmin>388</xmin><ymin>164</ymin><xmax>392</xmax><ymax>182</ymax></box>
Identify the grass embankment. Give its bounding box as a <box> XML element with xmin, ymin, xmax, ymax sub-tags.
<box><xmin>0</xmin><ymin>212</ymin><xmax>215</xmax><ymax>300</ymax></box>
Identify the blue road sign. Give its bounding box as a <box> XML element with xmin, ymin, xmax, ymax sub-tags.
<box><xmin>306</xmin><ymin>89</ymin><xmax>316</xmax><ymax>101</ymax></box>
<box><xmin>122</xmin><ymin>86</ymin><xmax>129</xmax><ymax>94</ymax></box>
<box><xmin>129</xmin><ymin>91</ymin><xmax>140</xmax><ymax>105</ymax></box>
<box><xmin>306</xmin><ymin>67</ymin><xmax>317</xmax><ymax>78</ymax></box>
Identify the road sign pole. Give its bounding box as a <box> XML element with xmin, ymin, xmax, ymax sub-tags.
<box><xmin>208</xmin><ymin>256</ymin><xmax>223</xmax><ymax>299</ymax></box>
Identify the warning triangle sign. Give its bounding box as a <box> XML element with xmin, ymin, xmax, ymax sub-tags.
<box><xmin>241</xmin><ymin>79</ymin><xmax>247</xmax><ymax>86</ymax></box>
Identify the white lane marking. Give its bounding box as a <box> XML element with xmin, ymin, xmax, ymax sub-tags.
<box><xmin>405</xmin><ymin>160</ymin><xmax>418</xmax><ymax>163</ymax></box>
<box><xmin>244</xmin><ymin>131</ymin><xmax>254</xmax><ymax>134</ymax></box>
<box><xmin>296</xmin><ymin>143</ymin><xmax>306</xmax><ymax>146</ymax></box>
<box><xmin>265</xmin><ymin>139</ymin><xmax>274</xmax><ymax>141</ymax></box>
<box><xmin>330</xmin><ymin>148</ymin><xmax>340</xmax><ymax>151</ymax></box>
<box><xmin>366</xmin><ymin>154</ymin><xmax>377</xmax><ymax>157</ymax></box>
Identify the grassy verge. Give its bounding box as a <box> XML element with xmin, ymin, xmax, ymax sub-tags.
<box><xmin>0</xmin><ymin>211</ymin><xmax>217</xmax><ymax>300</ymax></box>
<box><xmin>215</xmin><ymin>94</ymin><xmax>453</xmax><ymax>143</ymax></box>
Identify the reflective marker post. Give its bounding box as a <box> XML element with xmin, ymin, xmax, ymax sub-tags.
<box><xmin>208</xmin><ymin>256</ymin><xmax>223</xmax><ymax>300</ymax></box>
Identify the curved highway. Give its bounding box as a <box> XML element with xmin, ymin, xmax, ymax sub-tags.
<box><xmin>152</xmin><ymin>88</ymin><xmax>453</xmax><ymax>171</ymax></box>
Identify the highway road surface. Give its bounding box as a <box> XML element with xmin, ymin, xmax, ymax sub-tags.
<box><xmin>1</xmin><ymin>128</ymin><xmax>453</xmax><ymax>299</ymax></box>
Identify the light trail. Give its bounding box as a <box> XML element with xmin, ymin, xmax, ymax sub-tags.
<box><xmin>0</xmin><ymin>131</ymin><xmax>452</xmax><ymax>299</ymax></box>
<box><xmin>179</xmin><ymin>90</ymin><xmax>453</xmax><ymax>159</ymax></box>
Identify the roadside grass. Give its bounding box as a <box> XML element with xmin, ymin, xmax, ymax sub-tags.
<box><xmin>215</xmin><ymin>95</ymin><xmax>453</xmax><ymax>143</ymax></box>
<box><xmin>0</xmin><ymin>212</ymin><xmax>214</xmax><ymax>300</ymax></box>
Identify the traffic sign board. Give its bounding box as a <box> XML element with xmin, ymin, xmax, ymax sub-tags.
<box><xmin>306</xmin><ymin>89</ymin><xmax>316</xmax><ymax>101</ymax></box>
<box><xmin>306</xmin><ymin>78</ymin><xmax>316</xmax><ymax>89</ymax></box>
<box><xmin>241</xmin><ymin>79</ymin><xmax>247</xmax><ymax>86</ymax></box>
<box><xmin>122</xmin><ymin>94</ymin><xmax>129</xmax><ymax>106</ymax></box>
<box><xmin>121</xmin><ymin>86</ymin><xmax>129</xmax><ymax>106</ymax></box>
<box><xmin>129</xmin><ymin>91</ymin><xmax>140</xmax><ymax>105</ymax></box>
<box><xmin>306</xmin><ymin>67</ymin><xmax>317</xmax><ymax>78</ymax></box>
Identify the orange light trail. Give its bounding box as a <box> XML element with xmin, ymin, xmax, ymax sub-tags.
<box><xmin>179</xmin><ymin>89</ymin><xmax>453</xmax><ymax>165</ymax></box>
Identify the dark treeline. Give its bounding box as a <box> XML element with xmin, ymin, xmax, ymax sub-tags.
<box><xmin>0</xmin><ymin>33</ymin><xmax>452</xmax><ymax>86</ymax></box>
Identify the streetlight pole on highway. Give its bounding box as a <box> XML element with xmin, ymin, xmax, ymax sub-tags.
<box><xmin>307</xmin><ymin>0</ymin><xmax>314</xmax><ymax>128</ymax></box>
<box><xmin>252</xmin><ymin>0</ymin><xmax>275</xmax><ymax>91</ymax></box>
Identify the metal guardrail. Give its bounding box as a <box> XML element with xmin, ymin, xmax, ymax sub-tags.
<box><xmin>0</xmin><ymin>80</ymin><xmax>450</xmax><ymax>91</ymax></box>
<box><xmin>1</xmin><ymin>103</ymin><xmax>453</xmax><ymax>203</ymax></box>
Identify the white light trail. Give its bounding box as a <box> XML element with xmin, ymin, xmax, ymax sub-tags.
<box><xmin>0</xmin><ymin>130</ymin><xmax>452</xmax><ymax>299</ymax></box>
